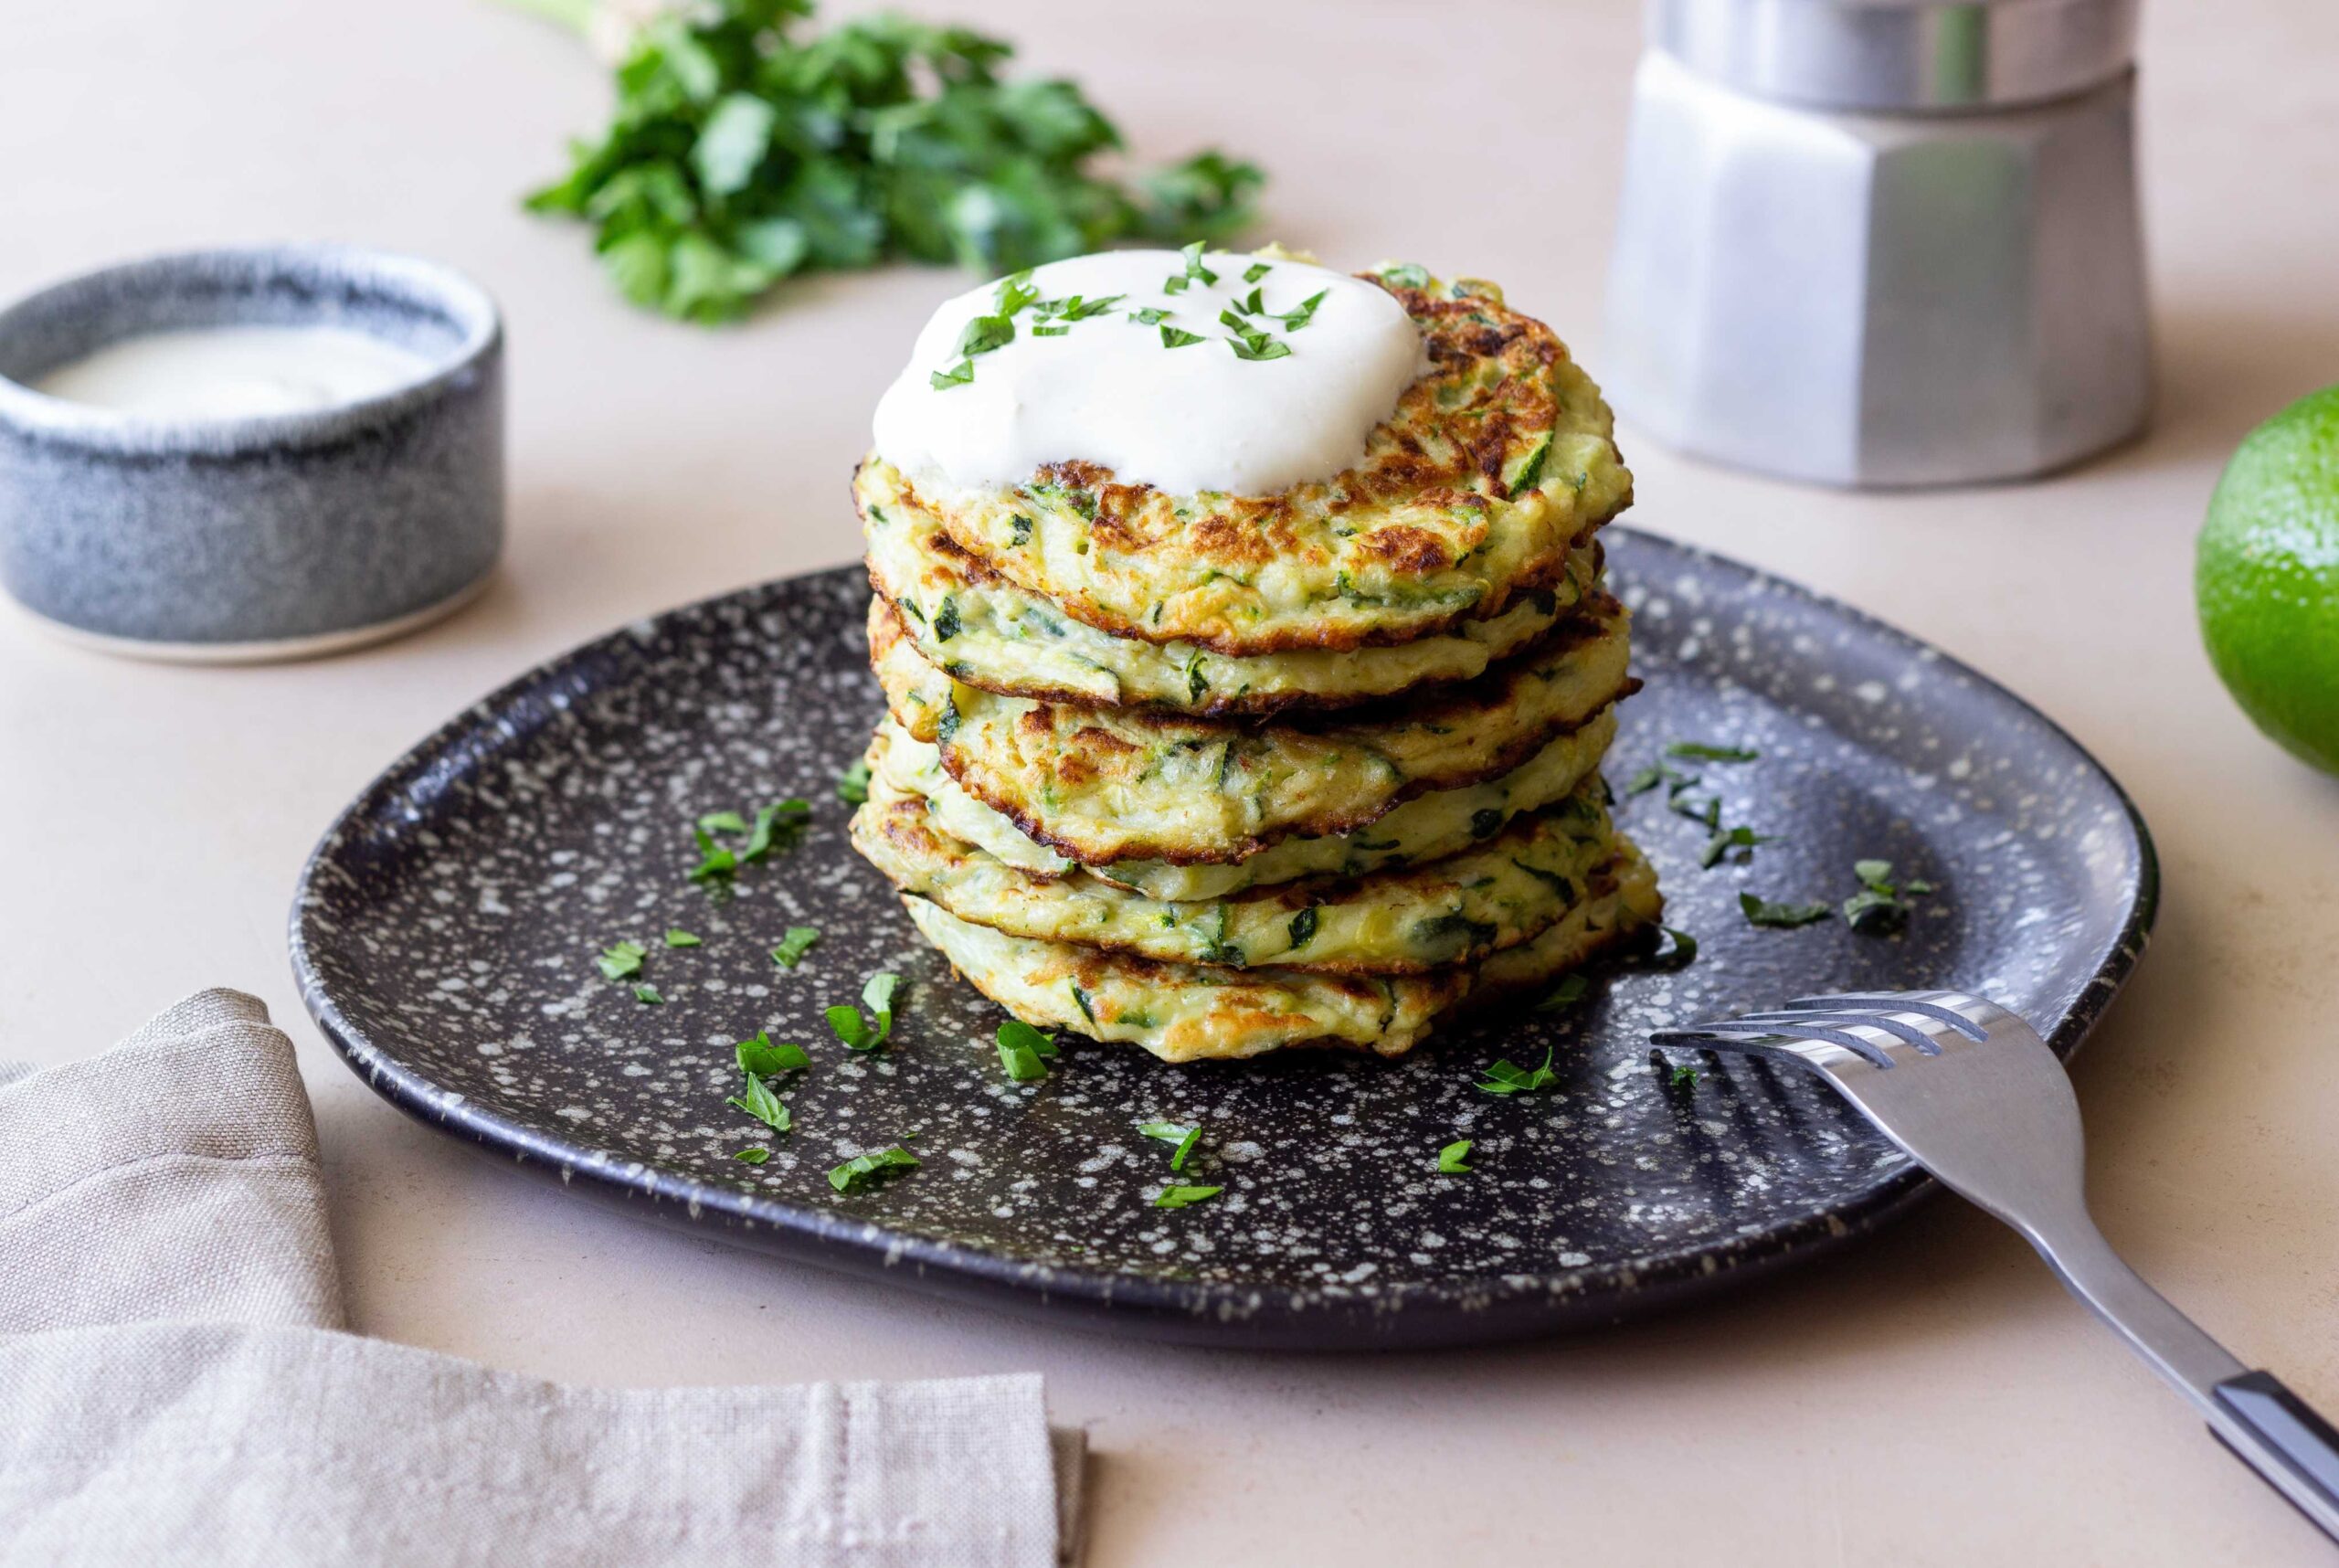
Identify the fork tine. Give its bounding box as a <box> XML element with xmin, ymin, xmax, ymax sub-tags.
<box><xmin>1651</xmin><ymin>1018</ymin><xmax>1899</xmax><ymax>1068</ymax></box>
<box><xmin>1729</xmin><ymin>1009</ymin><xmax>1942</xmax><ymax>1054</ymax></box>
<box><xmin>1782</xmin><ymin>992</ymin><xmax>1990</xmax><ymax>1041</ymax></box>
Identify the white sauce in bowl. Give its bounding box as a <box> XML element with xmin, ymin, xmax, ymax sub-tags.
<box><xmin>872</xmin><ymin>249</ymin><xmax>1427</xmax><ymax>496</ymax></box>
<box><xmin>32</xmin><ymin>324</ymin><xmax>434</xmax><ymax>419</ymax></box>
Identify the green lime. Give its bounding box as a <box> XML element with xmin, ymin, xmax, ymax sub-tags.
<box><xmin>2196</xmin><ymin>384</ymin><xmax>2339</xmax><ymax>776</ymax></box>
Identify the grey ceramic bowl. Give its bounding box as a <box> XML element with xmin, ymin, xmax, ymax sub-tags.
<box><xmin>0</xmin><ymin>245</ymin><xmax>503</xmax><ymax>662</ymax></box>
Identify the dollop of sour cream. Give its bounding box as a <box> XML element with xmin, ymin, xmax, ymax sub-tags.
<box><xmin>871</xmin><ymin>249</ymin><xmax>1427</xmax><ymax>497</ymax></box>
<box><xmin>32</xmin><ymin>324</ymin><xmax>432</xmax><ymax>420</ymax></box>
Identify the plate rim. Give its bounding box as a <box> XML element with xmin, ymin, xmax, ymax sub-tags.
<box><xmin>288</xmin><ymin>525</ymin><xmax>2160</xmax><ymax>1345</ymax></box>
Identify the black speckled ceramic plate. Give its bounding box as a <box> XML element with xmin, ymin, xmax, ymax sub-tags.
<box><xmin>291</xmin><ymin>527</ymin><xmax>2154</xmax><ymax>1349</ymax></box>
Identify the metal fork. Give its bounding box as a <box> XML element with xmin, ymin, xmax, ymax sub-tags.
<box><xmin>1652</xmin><ymin>989</ymin><xmax>2339</xmax><ymax>1545</ymax></box>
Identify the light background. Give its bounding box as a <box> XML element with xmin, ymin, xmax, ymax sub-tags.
<box><xmin>4</xmin><ymin>2</ymin><xmax>2337</xmax><ymax>1562</ymax></box>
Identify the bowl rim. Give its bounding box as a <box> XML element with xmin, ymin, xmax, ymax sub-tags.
<box><xmin>0</xmin><ymin>242</ymin><xmax>502</xmax><ymax>459</ymax></box>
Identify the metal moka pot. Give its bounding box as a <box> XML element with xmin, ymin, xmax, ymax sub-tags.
<box><xmin>1603</xmin><ymin>0</ymin><xmax>2150</xmax><ymax>487</ymax></box>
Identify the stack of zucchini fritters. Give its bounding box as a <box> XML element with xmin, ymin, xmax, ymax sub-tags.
<box><xmin>849</xmin><ymin>268</ymin><xmax>1662</xmax><ymax>1063</ymax></box>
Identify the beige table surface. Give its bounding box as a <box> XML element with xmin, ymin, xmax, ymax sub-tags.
<box><xmin>6</xmin><ymin>1</ymin><xmax>2338</xmax><ymax>1562</ymax></box>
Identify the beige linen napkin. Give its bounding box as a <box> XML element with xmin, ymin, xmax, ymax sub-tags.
<box><xmin>0</xmin><ymin>990</ymin><xmax>1084</xmax><ymax>1567</ymax></box>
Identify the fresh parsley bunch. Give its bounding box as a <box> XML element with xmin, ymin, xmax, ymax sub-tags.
<box><xmin>524</xmin><ymin>0</ymin><xmax>1263</xmax><ymax>323</ymax></box>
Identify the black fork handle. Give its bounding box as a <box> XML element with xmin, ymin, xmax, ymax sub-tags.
<box><xmin>2212</xmin><ymin>1372</ymin><xmax>2339</xmax><ymax>1546</ymax></box>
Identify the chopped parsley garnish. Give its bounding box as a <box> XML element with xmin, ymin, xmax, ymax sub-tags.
<box><xmin>994</xmin><ymin>270</ymin><xmax>1041</xmax><ymax>317</ymax></box>
<box><xmin>1178</xmin><ymin>240</ymin><xmax>1217</xmax><ymax>286</ymax></box>
<box><xmin>1130</xmin><ymin>306</ymin><xmax>1171</xmax><ymax>326</ymax></box>
<box><xmin>931</xmin><ymin>360</ymin><xmax>975</xmax><ymax>390</ymax></box>
<box><xmin>688</xmin><ymin>828</ymin><xmax>740</xmax><ymax>882</ymax></box>
<box><xmin>1227</xmin><ymin>333</ymin><xmax>1291</xmax><ymax>362</ymax></box>
<box><xmin>770</xmin><ymin>926</ymin><xmax>820</xmax><ymax>968</ymax></box>
<box><xmin>1030</xmin><ymin>323</ymin><xmax>1067</xmax><ymax>337</ymax></box>
<box><xmin>1138</xmin><ymin>1120</ymin><xmax>1201</xmax><ymax>1171</ymax></box>
<box><xmin>1436</xmin><ymin>1139</ymin><xmax>1474</xmax><ymax>1175</ymax></box>
<box><xmin>697</xmin><ymin>810</ymin><xmax>749</xmax><ymax>835</ymax></box>
<box><xmin>1740</xmin><ymin>893</ymin><xmax>1832</xmax><ymax>928</ymax></box>
<box><xmin>1159</xmin><ymin>324</ymin><xmax>1203</xmax><ymax>348</ymax></box>
<box><xmin>664</xmin><ymin>929</ymin><xmax>701</xmax><ymax>948</ymax></box>
<box><xmin>829</xmin><ymin>1146</ymin><xmax>918</xmax><ymax>1194</ymax></box>
<box><xmin>736</xmin><ymin>1031</ymin><xmax>810</xmax><ymax>1077</ymax></box>
<box><xmin>1842</xmin><ymin>859</ymin><xmax>1935</xmax><ymax>934</ymax></box>
<box><xmin>1242</xmin><ymin>260</ymin><xmax>1271</xmax><ymax>283</ymax></box>
<box><xmin>1700</xmin><ymin>825</ymin><xmax>1774</xmax><ymax>869</ymax></box>
<box><xmin>1275</xmin><ymin>289</ymin><xmax>1328</xmax><ymax>331</ymax></box>
<box><xmin>596</xmin><ymin>939</ymin><xmax>649</xmax><ymax>981</ymax></box>
<box><xmin>996</xmin><ymin>1019</ymin><xmax>1058</xmax><ymax>1081</ymax></box>
<box><xmin>632</xmin><ymin>982</ymin><xmax>664</xmax><ymax>1004</ymax></box>
<box><xmin>1667</xmin><ymin>741</ymin><xmax>1760</xmax><ymax>763</ymax></box>
<box><xmin>1477</xmin><ymin>1046</ymin><xmax>1557</xmax><ymax>1097</ymax></box>
<box><xmin>740</xmin><ymin>799</ymin><xmax>810</xmax><ymax>862</ymax></box>
<box><xmin>727</xmin><ymin>1070</ymin><xmax>790</xmax><ymax>1132</ymax></box>
<box><xmin>826</xmin><ymin>971</ymin><xmax>900</xmax><ymax>1051</ymax></box>
<box><xmin>733</xmin><ymin>1147</ymin><xmax>771</xmax><ymax>1165</ymax></box>
<box><xmin>1378</xmin><ymin>261</ymin><xmax>1431</xmax><ymax>290</ymax></box>
<box><xmin>1651</xmin><ymin>1051</ymin><xmax>1702</xmax><ymax>1090</ymax></box>
<box><xmin>836</xmin><ymin>758</ymin><xmax>872</xmax><ymax>805</ymax></box>
<box><xmin>1534</xmin><ymin>972</ymin><xmax>1590</xmax><ymax>1012</ymax></box>
<box><xmin>1643</xmin><ymin>926</ymin><xmax>1700</xmax><ymax>969</ymax></box>
<box><xmin>1153</xmin><ymin>1184</ymin><xmax>1222</xmax><ymax>1209</ymax></box>
<box><xmin>955</xmin><ymin>313</ymin><xmax>1015</xmax><ymax>359</ymax></box>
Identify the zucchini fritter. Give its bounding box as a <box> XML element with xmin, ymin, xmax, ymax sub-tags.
<box><xmin>900</xmin><ymin>833</ymin><xmax>1661</xmax><ymax>1063</ymax></box>
<box><xmin>863</xmin><ymin>478</ymin><xmax>1605</xmax><ymax>715</ymax></box>
<box><xmin>854</xmin><ymin>273</ymin><xmax>1631</xmax><ymax>657</ymax></box>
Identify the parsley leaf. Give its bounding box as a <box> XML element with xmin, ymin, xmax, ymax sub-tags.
<box><xmin>524</xmin><ymin>3</ymin><xmax>1263</xmax><ymax>324</ymax></box>
<box><xmin>1227</xmin><ymin>334</ymin><xmax>1292</xmax><ymax>362</ymax></box>
<box><xmin>688</xmin><ymin>828</ymin><xmax>740</xmax><ymax>884</ymax></box>
<box><xmin>1138</xmin><ymin>1120</ymin><xmax>1201</xmax><ymax>1171</ymax></box>
<box><xmin>1740</xmin><ymin>893</ymin><xmax>1832</xmax><ymax>928</ymax></box>
<box><xmin>1667</xmin><ymin>741</ymin><xmax>1760</xmax><ymax>763</ymax></box>
<box><xmin>664</xmin><ymin>929</ymin><xmax>701</xmax><ymax>948</ymax></box>
<box><xmin>770</xmin><ymin>926</ymin><xmax>820</xmax><ymax>968</ymax></box>
<box><xmin>1178</xmin><ymin>239</ymin><xmax>1218</xmax><ymax>286</ymax></box>
<box><xmin>736</xmin><ymin>1031</ymin><xmax>810</xmax><ymax>1077</ymax></box>
<box><xmin>997</xmin><ymin>1019</ymin><xmax>1057</xmax><ymax>1081</ymax></box>
<box><xmin>1275</xmin><ymin>289</ymin><xmax>1328</xmax><ymax>331</ymax></box>
<box><xmin>1242</xmin><ymin>260</ymin><xmax>1271</xmax><ymax>283</ymax></box>
<box><xmin>726</xmin><ymin>1070</ymin><xmax>790</xmax><ymax>1132</ymax></box>
<box><xmin>1700</xmin><ymin>825</ymin><xmax>1775</xmax><ymax>868</ymax></box>
<box><xmin>1153</xmin><ymin>1184</ymin><xmax>1222</xmax><ymax>1209</ymax></box>
<box><xmin>836</xmin><ymin>758</ymin><xmax>872</xmax><ymax>805</ymax></box>
<box><xmin>733</xmin><ymin>1147</ymin><xmax>771</xmax><ymax>1165</ymax></box>
<box><xmin>931</xmin><ymin>360</ymin><xmax>975</xmax><ymax>391</ymax></box>
<box><xmin>697</xmin><ymin>810</ymin><xmax>749</xmax><ymax>835</ymax></box>
<box><xmin>1159</xmin><ymin>324</ymin><xmax>1203</xmax><ymax>348</ymax></box>
<box><xmin>632</xmin><ymin>982</ymin><xmax>664</xmax><ymax>1004</ymax></box>
<box><xmin>1477</xmin><ymin>1046</ymin><xmax>1557</xmax><ymax>1097</ymax></box>
<box><xmin>597</xmin><ymin>939</ymin><xmax>649</xmax><ymax>981</ymax></box>
<box><xmin>1130</xmin><ymin>306</ymin><xmax>1171</xmax><ymax>325</ymax></box>
<box><xmin>1436</xmin><ymin>1139</ymin><xmax>1474</xmax><ymax>1174</ymax></box>
<box><xmin>740</xmin><ymin>799</ymin><xmax>810</xmax><ymax>862</ymax></box>
<box><xmin>826</xmin><ymin>971</ymin><xmax>901</xmax><ymax>1051</ymax></box>
<box><xmin>829</xmin><ymin>1145</ymin><xmax>919</xmax><ymax>1193</ymax></box>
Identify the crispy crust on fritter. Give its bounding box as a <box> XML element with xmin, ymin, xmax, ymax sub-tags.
<box><xmin>852</xmin><ymin>274</ymin><xmax>1634</xmax><ymax>657</ymax></box>
<box><xmin>868</xmin><ymin>593</ymin><xmax>1637</xmax><ymax>866</ymax></box>
<box><xmin>866</xmin><ymin>481</ymin><xmax>1610</xmax><ymax>716</ymax></box>
<box><xmin>852</xmin><ymin>764</ymin><xmax>1626</xmax><ymax>975</ymax></box>
<box><xmin>898</xmin><ymin>832</ymin><xmax>1662</xmax><ymax>1063</ymax></box>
